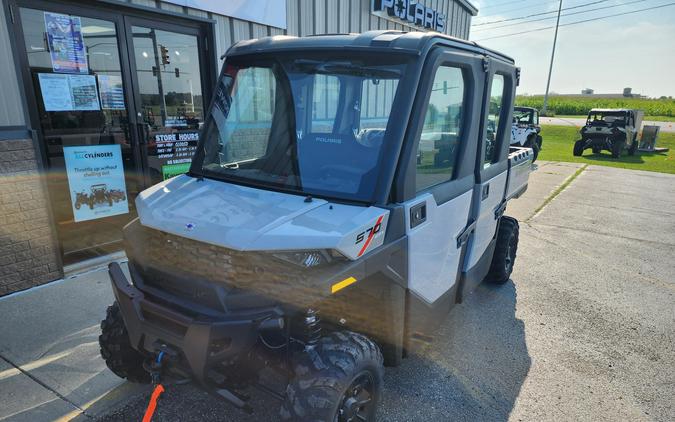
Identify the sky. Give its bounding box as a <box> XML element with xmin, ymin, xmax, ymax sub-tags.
<box><xmin>469</xmin><ymin>0</ymin><xmax>675</xmax><ymax>97</ymax></box>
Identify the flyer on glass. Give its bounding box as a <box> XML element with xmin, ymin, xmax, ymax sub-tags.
<box><xmin>44</xmin><ymin>12</ymin><xmax>88</xmax><ymax>74</ymax></box>
<box><xmin>63</xmin><ymin>145</ymin><xmax>129</xmax><ymax>222</ymax></box>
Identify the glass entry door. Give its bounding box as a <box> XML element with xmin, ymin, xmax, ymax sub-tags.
<box><xmin>14</xmin><ymin>2</ymin><xmax>212</xmax><ymax>266</ymax></box>
<box><xmin>127</xmin><ymin>22</ymin><xmax>205</xmax><ymax>186</ymax></box>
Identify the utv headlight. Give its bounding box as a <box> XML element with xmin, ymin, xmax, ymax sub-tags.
<box><xmin>271</xmin><ymin>250</ymin><xmax>345</xmax><ymax>268</ymax></box>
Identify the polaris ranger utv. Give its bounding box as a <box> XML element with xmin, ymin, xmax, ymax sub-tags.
<box><xmin>510</xmin><ymin>106</ymin><xmax>542</xmax><ymax>162</ymax></box>
<box><xmin>573</xmin><ymin>108</ymin><xmax>643</xmax><ymax>158</ymax></box>
<box><xmin>99</xmin><ymin>31</ymin><xmax>532</xmax><ymax>421</ymax></box>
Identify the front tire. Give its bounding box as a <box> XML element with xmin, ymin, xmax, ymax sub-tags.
<box><xmin>485</xmin><ymin>216</ymin><xmax>519</xmax><ymax>284</ymax></box>
<box><xmin>99</xmin><ymin>303</ymin><xmax>150</xmax><ymax>383</ymax></box>
<box><xmin>281</xmin><ymin>331</ymin><xmax>384</xmax><ymax>422</ymax></box>
<box><xmin>573</xmin><ymin>140</ymin><xmax>584</xmax><ymax>156</ymax></box>
<box><xmin>611</xmin><ymin>140</ymin><xmax>623</xmax><ymax>158</ymax></box>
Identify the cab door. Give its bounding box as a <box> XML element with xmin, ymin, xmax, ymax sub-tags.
<box><xmin>463</xmin><ymin>59</ymin><xmax>516</xmax><ymax>286</ymax></box>
<box><xmin>398</xmin><ymin>47</ymin><xmax>484</xmax><ymax>305</ymax></box>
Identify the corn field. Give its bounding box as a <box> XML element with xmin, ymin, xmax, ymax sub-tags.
<box><xmin>515</xmin><ymin>96</ymin><xmax>675</xmax><ymax>117</ymax></box>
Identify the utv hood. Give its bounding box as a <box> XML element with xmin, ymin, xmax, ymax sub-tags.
<box><xmin>134</xmin><ymin>175</ymin><xmax>389</xmax><ymax>260</ymax></box>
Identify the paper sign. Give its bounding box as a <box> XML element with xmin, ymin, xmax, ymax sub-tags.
<box><xmin>38</xmin><ymin>73</ymin><xmax>100</xmax><ymax>111</ymax></box>
<box><xmin>69</xmin><ymin>75</ymin><xmax>100</xmax><ymax>110</ymax></box>
<box><xmin>63</xmin><ymin>145</ymin><xmax>129</xmax><ymax>222</ymax></box>
<box><xmin>38</xmin><ymin>73</ymin><xmax>73</xmax><ymax>111</ymax></box>
<box><xmin>44</xmin><ymin>12</ymin><xmax>88</xmax><ymax>74</ymax></box>
<box><xmin>98</xmin><ymin>75</ymin><xmax>125</xmax><ymax>110</ymax></box>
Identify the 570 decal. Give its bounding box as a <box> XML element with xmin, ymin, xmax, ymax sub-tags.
<box><xmin>356</xmin><ymin>215</ymin><xmax>385</xmax><ymax>257</ymax></box>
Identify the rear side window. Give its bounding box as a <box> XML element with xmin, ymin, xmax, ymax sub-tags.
<box><xmin>484</xmin><ymin>74</ymin><xmax>505</xmax><ymax>168</ymax></box>
<box><xmin>415</xmin><ymin>66</ymin><xmax>465</xmax><ymax>192</ymax></box>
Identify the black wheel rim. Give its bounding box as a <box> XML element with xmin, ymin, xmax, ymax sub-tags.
<box><xmin>335</xmin><ymin>371</ymin><xmax>375</xmax><ymax>422</ymax></box>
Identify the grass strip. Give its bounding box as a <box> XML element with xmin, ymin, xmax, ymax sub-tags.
<box><xmin>526</xmin><ymin>164</ymin><xmax>588</xmax><ymax>222</ymax></box>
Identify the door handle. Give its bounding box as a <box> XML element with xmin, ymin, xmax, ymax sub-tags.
<box><xmin>482</xmin><ymin>184</ymin><xmax>490</xmax><ymax>200</ymax></box>
<box><xmin>410</xmin><ymin>202</ymin><xmax>426</xmax><ymax>228</ymax></box>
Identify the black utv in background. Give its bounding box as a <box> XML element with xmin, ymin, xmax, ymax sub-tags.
<box><xmin>573</xmin><ymin>108</ymin><xmax>644</xmax><ymax>158</ymax></box>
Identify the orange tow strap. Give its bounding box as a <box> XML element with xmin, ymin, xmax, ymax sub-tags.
<box><xmin>142</xmin><ymin>384</ymin><xmax>165</xmax><ymax>422</ymax></box>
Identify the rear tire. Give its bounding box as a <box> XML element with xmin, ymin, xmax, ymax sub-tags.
<box><xmin>628</xmin><ymin>136</ymin><xmax>638</xmax><ymax>156</ymax></box>
<box><xmin>280</xmin><ymin>331</ymin><xmax>384</xmax><ymax>422</ymax></box>
<box><xmin>485</xmin><ymin>216</ymin><xmax>519</xmax><ymax>284</ymax></box>
<box><xmin>592</xmin><ymin>147</ymin><xmax>601</xmax><ymax>154</ymax></box>
<box><xmin>573</xmin><ymin>140</ymin><xmax>584</xmax><ymax>156</ymax></box>
<box><xmin>99</xmin><ymin>303</ymin><xmax>150</xmax><ymax>383</ymax></box>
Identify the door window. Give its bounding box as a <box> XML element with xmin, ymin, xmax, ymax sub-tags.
<box><xmin>416</xmin><ymin>66</ymin><xmax>465</xmax><ymax>192</ymax></box>
<box><xmin>484</xmin><ymin>74</ymin><xmax>505</xmax><ymax>168</ymax></box>
<box><xmin>131</xmin><ymin>26</ymin><xmax>204</xmax><ymax>183</ymax></box>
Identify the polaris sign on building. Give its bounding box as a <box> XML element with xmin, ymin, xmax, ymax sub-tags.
<box><xmin>372</xmin><ymin>0</ymin><xmax>477</xmax><ymax>34</ymax></box>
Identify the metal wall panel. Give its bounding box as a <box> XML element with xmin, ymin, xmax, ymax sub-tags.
<box><xmin>325</xmin><ymin>0</ymin><xmax>338</xmax><ymax>34</ymax></box>
<box><xmin>231</xmin><ymin>18</ymin><xmax>251</xmax><ymax>42</ymax></box>
<box><xmin>0</xmin><ymin>3</ymin><xmax>26</xmax><ymax>126</ymax></box>
<box><xmin>252</xmin><ymin>22</ymin><xmax>268</xmax><ymax>39</ymax></box>
<box><xmin>299</xmin><ymin>0</ymin><xmax>314</xmax><ymax>36</ymax></box>
<box><xmin>337</xmin><ymin>0</ymin><xmax>349</xmax><ymax>33</ymax></box>
<box><xmin>314</xmin><ymin>0</ymin><xmax>325</xmax><ymax>34</ymax></box>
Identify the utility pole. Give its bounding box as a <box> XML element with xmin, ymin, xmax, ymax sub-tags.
<box><xmin>543</xmin><ymin>0</ymin><xmax>563</xmax><ymax>114</ymax></box>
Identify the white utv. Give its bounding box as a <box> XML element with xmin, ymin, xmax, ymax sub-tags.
<box><xmin>510</xmin><ymin>106</ymin><xmax>542</xmax><ymax>162</ymax></box>
<box><xmin>573</xmin><ymin>108</ymin><xmax>643</xmax><ymax>158</ymax></box>
<box><xmin>99</xmin><ymin>31</ymin><xmax>532</xmax><ymax>421</ymax></box>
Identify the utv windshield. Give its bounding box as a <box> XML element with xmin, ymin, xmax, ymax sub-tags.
<box><xmin>193</xmin><ymin>55</ymin><xmax>408</xmax><ymax>202</ymax></box>
<box><xmin>513</xmin><ymin>108</ymin><xmax>537</xmax><ymax>125</ymax></box>
<box><xmin>586</xmin><ymin>111</ymin><xmax>626</xmax><ymax>126</ymax></box>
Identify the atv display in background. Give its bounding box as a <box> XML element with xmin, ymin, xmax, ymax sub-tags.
<box><xmin>573</xmin><ymin>108</ymin><xmax>643</xmax><ymax>158</ymax></box>
<box><xmin>99</xmin><ymin>31</ymin><xmax>532</xmax><ymax>421</ymax></box>
<box><xmin>510</xmin><ymin>106</ymin><xmax>542</xmax><ymax>162</ymax></box>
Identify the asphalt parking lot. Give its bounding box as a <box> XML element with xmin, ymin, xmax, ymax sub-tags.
<box><xmin>94</xmin><ymin>163</ymin><xmax>675</xmax><ymax>422</ymax></box>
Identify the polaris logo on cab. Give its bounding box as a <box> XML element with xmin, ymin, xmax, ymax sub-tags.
<box><xmin>373</xmin><ymin>0</ymin><xmax>446</xmax><ymax>32</ymax></box>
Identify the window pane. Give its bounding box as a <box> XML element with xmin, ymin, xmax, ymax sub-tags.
<box><xmin>217</xmin><ymin>67</ymin><xmax>276</xmax><ymax>163</ymax></box>
<box><xmin>311</xmin><ymin>75</ymin><xmax>339</xmax><ymax>133</ymax></box>
<box><xmin>416</xmin><ymin>66</ymin><xmax>465</xmax><ymax>192</ymax></box>
<box><xmin>484</xmin><ymin>74</ymin><xmax>505</xmax><ymax>168</ymax></box>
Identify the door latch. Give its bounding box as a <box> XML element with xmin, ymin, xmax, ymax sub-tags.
<box><xmin>482</xmin><ymin>184</ymin><xmax>490</xmax><ymax>200</ymax></box>
<box><xmin>410</xmin><ymin>202</ymin><xmax>426</xmax><ymax>228</ymax></box>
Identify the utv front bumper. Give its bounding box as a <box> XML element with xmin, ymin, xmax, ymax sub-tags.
<box><xmin>108</xmin><ymin>262</ymin><xmax>283</xmax><ymax>383</ymax></box>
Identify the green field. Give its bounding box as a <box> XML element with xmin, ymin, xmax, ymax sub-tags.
<box><xmin>538</xmin><ymin>125</ymin><xmax>675</xmax><ymax>174</ymax></box>
<box><xmin>516</xmin><ymin>96</ymin><xmax>675</xmax><ymax>119</ymax></box>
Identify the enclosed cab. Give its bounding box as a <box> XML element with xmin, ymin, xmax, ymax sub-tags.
<box><xmin>99</xmin><ymin>31</ymin><xmax>532</xmax><ymax>421</ymax></box>
<box><xmin>573</xmin><ymin>108</ymin><xmax>644</xmax><ymax>158</ymax></box>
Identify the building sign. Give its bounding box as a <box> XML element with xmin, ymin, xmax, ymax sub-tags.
<box><xmin>162</xmin><ymin>0</ymin><xmax>287</xmax><ymax>29</ymax></box>
<box><xmin>43</xmin><ymin>12</ymin><xmax>88</xmax><ymax>74</ymax></box>
<box><xmin>63</xmin><ymin>145</ymin><xmax>129</xmax><ymax>222</ymax></box>
<box><xmin>38</xmin><ymin>73</ymin><xmax>100</xmax><ymax>111</ymax></box>
<box><xmin>372</xmin><ymin>0</ymin><xmax>446</xmax><ymax>32</ymax></box>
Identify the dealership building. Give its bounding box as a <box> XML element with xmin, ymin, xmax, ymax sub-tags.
<box><xmin>0</xmin><ymin>0</ymin><xmax>477</xmax><ymax>295</ymax></box>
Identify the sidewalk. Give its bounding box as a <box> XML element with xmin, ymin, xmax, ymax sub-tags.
<box><xmin>0</xmin><ymin>263</ymin><xmax>144</xmax><ymax>421</ymax></box>
<box><xmin>0</xmin><ymin>161</ymin><xmax>585</xmax><ymax>421</ymax></box>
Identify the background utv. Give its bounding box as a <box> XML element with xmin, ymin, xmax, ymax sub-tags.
<box><xmin>99</xmin><ymin>31</ymin><xmax>532</xmax><ymax>421</ymax></box>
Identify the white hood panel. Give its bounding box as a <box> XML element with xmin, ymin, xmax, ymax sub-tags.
<box><xmin>135</xmin><ymin>175</ymin><xmax>389</xmax><ymax>259</ymax></box>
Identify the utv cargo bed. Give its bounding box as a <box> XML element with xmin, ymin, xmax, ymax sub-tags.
<box><xmin>506</xmin><ymin>146</ymin><xmax>533</xmax><ymax>200</ymax></box>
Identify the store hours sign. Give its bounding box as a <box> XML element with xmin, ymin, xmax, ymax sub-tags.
<box><xmin>372</xmin><ymin>0</ymin><xmax>446</xmax><ymax>33</ymax></box>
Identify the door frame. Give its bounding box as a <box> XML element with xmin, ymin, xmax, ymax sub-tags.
<box><xmin>4</xmin><ymin>0</ymin><xmax>216</xmax><ymax>263</ymax></box>
<box><xmin>122</xmin><ymin>14</ymin><xmax>214</xmax><ymax>188</ymax></box>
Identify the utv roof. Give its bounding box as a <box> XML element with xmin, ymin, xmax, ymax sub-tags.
<box><xmin>514</xmin><ymin>106</ymin><xmax>537</xmax><ymax>111</ymax></box>
<box><xmin>589</xmin><ymin>108</ymin><xmax>633</xmax><ymax>113</ymax></box>
<box><xmin>225</xmin><ymin>30</ymin><xmax>514</xmax><ymax>64</ymax></box>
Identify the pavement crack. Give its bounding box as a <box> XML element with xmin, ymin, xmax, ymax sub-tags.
<box><xmin>526</xmin><ymin>164</ymin><xmax>588</xmax><ymax>222</ymax></box>
<box><xmin>0</xmin><ymin>353</ymin><xmax>91</xmax><ymax>418</ymax></box>
<box><xmin>532</xmin><ymin>222</ymin><xmax>675</xmax><ymax>247</ymax></box>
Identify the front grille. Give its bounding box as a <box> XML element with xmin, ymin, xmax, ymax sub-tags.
<box><xmin>124</xmin><ymin>221</ymin><xmax>320</xmax><ymax>310</ymax></box>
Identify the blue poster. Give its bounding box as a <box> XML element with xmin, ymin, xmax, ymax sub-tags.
<box><xmin>63</xmin><ymin>145</ymin><xmax>129</xmax><ymax>222</ymax></box>
<box><xmin>44</xmin><ymin>12</ymin><xmax>88</xmax><ymax>74</ymax></box>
